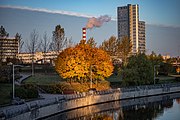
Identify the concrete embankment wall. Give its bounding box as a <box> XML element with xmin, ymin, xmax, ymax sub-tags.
<box><xmin>3</xmin><ymin>83</ymin><xmax>180</xmax><ymax>120</ymax></box>
<box><xmin>6</xmin><ymin>90</ymin><xmax>120</xmax><ymax>120</ymax></box>
<box><xmin>120</xmin><ymin>84</ymin><xmax>180</xmax><ymax>99</ymax></box>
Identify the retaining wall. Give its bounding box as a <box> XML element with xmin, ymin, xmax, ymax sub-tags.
<box><xmin>2</xmin><ymin>83</ymin><xmax>180</xmax><ymax>120</ymax></box>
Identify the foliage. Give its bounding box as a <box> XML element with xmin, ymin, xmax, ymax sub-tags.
<box><xmin>87</xmin><ymin>37</ymin><xmax>97</xmax><ymax>48</ymax></box>
<box><xmin>38</xmin><ymin>83</ymin><xmax>69</xmax><ymax>94</ymax></box>
<box><xmin>118</xmin><ymin>36</ymin><xmax>132</xmax><ymax>66</ymax></box>
<box><xmin>148</xmin><ymin>52</ymin><xmax>176</xmax><ymax>75</ymax></box>
<box><xmin>15</xmin><ymin>33</ymin><xmax>24</xmax><ymax>53</ymax></box>
<box><xmin>100</xmin><ymin>36</ymin><xmax>132</xmax><ymax>66</ymax></box>
<box><xmin>100</xmin><ymin>36</ymin><xmax>117</xmax><ymax>56</ymax></box>
<box><xmin>148</xmin><ymin>51</ymin><xmax>164</xmax><ymax>65</ymax></box>
<box><xmin>51</xmin><ymin>25</ymin><xmax>67</xmax><ymax>52</ymax></box>
<box><xmin>0</xmin><ymin>65</ymin><xmax>12</xmax><ymax>83</ymax></box>
<box><xmin>0</xmin><ymin>84</ymin><xmax>12</xmax><ymax>105</ymax></box>
<box><xmin>55</xmin><ymin>40</ymin><xmax>114</xmax><ymax>83</ymax></box>
<box><xmin>15</xmin><ymin>84</ymin><xmax>38</xmax><ymax>99</ymax></box>
<box><xmin>38</xmin><ymin>80</ymin><xmax>110</xmax><ymax>93</ymax></box>
<box><xmin>0</xmin><ymin>26</ymin><xmax>9</xmax><ymax>37</ymax></box>
<box><xmin>121</xmin><ymin>53</ymin><xmax>154</xmax><ymax>86</ymax></box>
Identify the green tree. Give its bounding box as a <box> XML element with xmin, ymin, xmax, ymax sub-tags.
<box><xmin>121</xmin><ymin>53</ymin><xmax>153</xmax><ymax>86</ymax></box>
<box><xmin>118</xmin><ymin>36</ymin><xmax>132</xmax><ymax>66</ymax></box>
<box><xmin>100</xmin><ymin>36</ymin><xmax>118</xmax><ymax>56</ymax></box>
<box><xmin>51</xmin><ymin>25</ymin><xmax>67</xmax><ymax>52</ymax></box>
<box><xmin>87</xmin><ymin>37</ymin><xmax>97</xmax><ymax>48</ymax></box>
<box><xmin>0</xmin><ymin>26</ymin><xmax>9</xmax><ymax>37</ymax></box>
<box><xmin>15</xmin><ymin>33</ymin><xmax>24</xmax><ymax>53</ymax></box>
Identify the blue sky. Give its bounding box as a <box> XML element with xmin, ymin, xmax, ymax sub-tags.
<box><xmin>0</xmin><ymin>0</ymin><xmax>180</xmax><ymax>27</ymax></box>
<box><xmin>0</xmin><ymin>0</ymin><xmax>180</xmax><ymax>56</ymax></box>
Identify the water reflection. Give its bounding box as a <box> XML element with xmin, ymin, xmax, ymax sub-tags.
<box><xmin>43</xmin><ymin>92</ymin><xmax>180</xmax><ymax>120</ymax></box>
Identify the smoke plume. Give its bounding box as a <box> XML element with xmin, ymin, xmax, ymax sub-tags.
<box><xmin>86</xmin><ymin>15</ymin><xmax>111</xmax><ymax>29</ymax></box>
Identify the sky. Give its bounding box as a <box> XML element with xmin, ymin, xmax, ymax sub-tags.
<box><xmin>0</xmin><ymin>0</ymin><xmax>180</xmax><ymax>56</ymax></box>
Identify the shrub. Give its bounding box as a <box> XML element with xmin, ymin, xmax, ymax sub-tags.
<box><xmin>15</xmin><ymin>85</ymin><xmax>38</xmax><ymax>99</ymax></box>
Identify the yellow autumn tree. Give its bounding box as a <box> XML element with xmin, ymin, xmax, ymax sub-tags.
<box><xmin>55</xmin><ymin>40</ymin><xmax>114</xmax><ymax>83</ymax></box>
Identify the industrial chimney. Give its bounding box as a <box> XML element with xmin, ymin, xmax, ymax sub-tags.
<box><xmin>82</xmin><ymin>27</ymin><xmax>86</xmax><ymax>40</ymax></box>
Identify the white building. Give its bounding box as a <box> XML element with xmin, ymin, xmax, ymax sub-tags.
<box><xmin>17</xmin><ymin>51</ymin><xmax>59</xmax><ymax>64</ymax></box>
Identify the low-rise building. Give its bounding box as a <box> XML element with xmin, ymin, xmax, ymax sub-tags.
<box><xmin>0</xmin><ymin>37</ymin><xmax>19</xmax><ymax>62</ymax></box>
<box><xmin>17</xmin><ymin>51</ymin><xmax>59</xmax><ymax>64</ymax></box>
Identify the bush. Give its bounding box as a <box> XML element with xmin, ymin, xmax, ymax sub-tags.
<box><xmin>38</xmin><ymin>83</ymin><xmax>70</xmax><ymax>94</ymax></box>
<box><xmin>15</xmin><ymin>85</ymin><xmax>38</xmax><ymax>99</ymax></box>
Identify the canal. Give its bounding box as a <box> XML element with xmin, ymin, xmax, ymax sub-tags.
<box><xmin>42</xmin><ymin>92</ymin><xmax>180</xmax><ymax>120</ymax></box>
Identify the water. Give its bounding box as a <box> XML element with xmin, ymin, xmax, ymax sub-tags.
<box><xmin>43</xmin><ymin>93</ymin><xmax>180</xmax><ymax>120</ymax></box>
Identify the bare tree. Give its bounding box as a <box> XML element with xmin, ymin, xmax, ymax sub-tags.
<box><xmin>26</xmin><ymin>30</ymin><xmax>40</xmax><ymax>76</ymax></box>
<box><xmin>40</xmin><ymin>32</ymin><xmax>50</xmax><ymax>64</ymax></box>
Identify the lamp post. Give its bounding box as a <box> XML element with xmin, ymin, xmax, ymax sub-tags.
<box><xmin>12</xmin><ymin>64</ymin><xmax>25</xmax><ymax>100</ymax></box>
<box><xmin>154</xmin><ymin>65</ymin><xmax>160</xmax><ymax>85</ymax></box>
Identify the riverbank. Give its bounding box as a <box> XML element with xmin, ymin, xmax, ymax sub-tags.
<box><xmin>1</xmin><ymin>83</ymin><xmax>180</xmax><ymax>120</ymax></box>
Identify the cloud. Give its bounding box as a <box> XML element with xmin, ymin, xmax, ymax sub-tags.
<box><xmin>0</xmin><ymin>5</ymin><xmax>95</xmax><ymax>18</ymax></box>
<box><xmin>146</xmin><ymin>23</ymin><xmax>180</xmax><ymax>29</ymax></box>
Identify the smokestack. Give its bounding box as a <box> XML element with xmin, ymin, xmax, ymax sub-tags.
<box><xmin>82</xmin><ymin>27</ymin><xmax>86</xmax><ymax>40</ymax></box>
<box><xmin>86</xmin><ymin>15</ymin><xmax>111</xmax><ymax>29</ymax></box>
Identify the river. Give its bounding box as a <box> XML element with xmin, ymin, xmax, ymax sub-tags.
<box><xmin>42</xmin><ymin>92</ymin><xmax>180</xmax><ymax>120</ymax></box>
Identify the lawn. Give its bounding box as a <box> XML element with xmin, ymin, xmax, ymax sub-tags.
<box><xmin>107</xmin><ymin>75</ymin><xmax>122</xmax><ymax>83</ymax></box>
<box><xmin>0</xmin><ymin>84</ymin><xmax>12</xmax><ymax>105</ymax></box>
<box><xmin>157</xmin><ymin>75</ymin><xmax>177</xmax><ymax>84</ymax></box>
<box><xmin>23</xmin><ymin>74</ymin><xmax>63</xmax><ymax>85</ymax></box>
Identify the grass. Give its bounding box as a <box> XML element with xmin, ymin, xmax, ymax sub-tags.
<box><xmin>23</xmin><ymin>74</ymin><xmax>63</xmax><ymax>85</ymax></box>
<box><xmin>107</xmin><ymin>75</ymin><xmax>122</xmax><ymax>83</ymax></box>
<box><xmin>157</xmin><ymin>75</ymin><xmax>177</xmax><ymax>84</ymax></box>
<box><xmin>0</xmin><ymin>84</ymin><xmax>12</xmax><ymax>105</ymax></box>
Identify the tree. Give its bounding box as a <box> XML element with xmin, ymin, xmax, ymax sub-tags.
<box><xmin>51</xmin><ymin>25</ymin><xmax>67</xmax><ymax>52</ymax></box>
<box><xmin>40</xmin><ymin>32</ymin><xmax>50</xmax><ymax>63</ymax></box>
<box><xmin>0</xmin><ymin>26</ymin><xmax>9</xmax><ymax>37</ymax></box>
<box><xmin>118</xmin><ymin>36</ymin><xmax>132</xmax><ymax>66</ymax></box>
<box><xmin>87</xmin><ymin>37</ymin><xmax>97</xmax><ymax>48</ymax></box>
<box><xmin>121</xmin><ymin>53</ymin><xmax>153</xmax><ymax>86</ymax></box>
<box><xmin>55</xmin><ymin>40</ymin><xmax>114</xmax><ymax>85</ymax></box>
<box><xmin>15</xmin><ymin>33</ymin><xmax>24</xmax><ymax>53</ymax></box>
<box><xmin>100</xmin><ymin>36</ymin><xmax>118</xmax><ymax>56</ymax></box>
<box><xmin>26</xmin><ymin>30</ymin><xmax>40</xmax><ymax>76</ymax></box>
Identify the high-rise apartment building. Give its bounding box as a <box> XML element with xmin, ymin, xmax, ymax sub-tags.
<box><xmin>138</xmin><ymin>21</ymin><xmax>146</xmax><ymax>53</ymax></box>
<box><xmin>117</xmin><ymin>4</ymin><xmax>145</xmax><ymax>54</ymax></box>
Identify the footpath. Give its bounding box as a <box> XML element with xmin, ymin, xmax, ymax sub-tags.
<box><xmin>1</xmin><ymin>75</ymin><xmax>180</xmax><ymax>119</ymax></box>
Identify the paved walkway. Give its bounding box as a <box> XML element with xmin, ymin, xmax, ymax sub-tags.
<box><xmin>0</xmin><ymin>73</ymin><xmax>65</xmax><ymax>114</ymax></box>
<box><xmin>15</xmin><ymin>73</ymin><xmax>31</xmax><ymax>85</ymax></box>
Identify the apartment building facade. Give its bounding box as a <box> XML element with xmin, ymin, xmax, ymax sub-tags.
<box><xmin>0</xmin><ymin>37</ymin><xmax>19</xmax><ymax>62</ymax></box>
<box><xmin>117</xmin><ymin>4</ymin><xmax>146</xmax><ymax>54</ymax></box>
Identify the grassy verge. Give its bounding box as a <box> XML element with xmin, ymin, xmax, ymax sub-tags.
<box><xmin>107</xmin><ymin>75</ymin><xmax>122</xmax><ymax>83</ymax></box>
<box><xmin>0</xmin><ymin>84</ymin><xmax>12</xmax><ymax>106</ymax></box>
<box><xmin>23</xmin><ymin>74</ymin><xmax>63</xmax><ymax>85</ymax></box>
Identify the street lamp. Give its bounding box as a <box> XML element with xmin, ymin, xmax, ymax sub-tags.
<box><xmin>12</xmin><ymin>64</ymin><xmax>27</xmax><ymax>100</ymax></box>
<box><xmin>90</xmin><ymin>64</ymin><xmax>96</xmax><ymax>89</ymax></box>
<box><xmin>154</xmin><ymin>65</ymin><xmax>160</xmax><ymax>84</ymax></box>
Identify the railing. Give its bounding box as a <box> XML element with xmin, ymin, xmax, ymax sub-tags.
<box><xmin>1</xmin><ymin>83</ymin><xmax>180</xmax><ymax>119</ymax></box>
